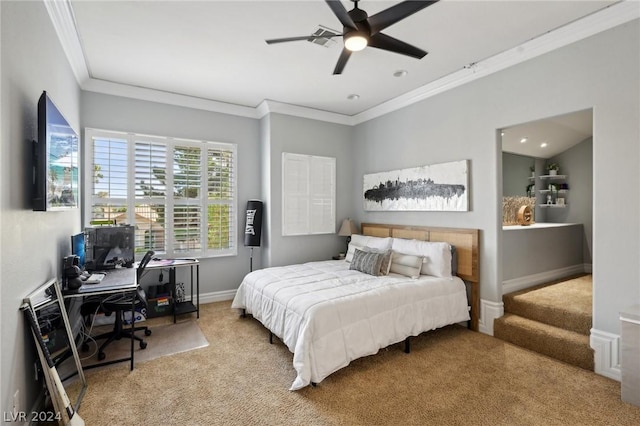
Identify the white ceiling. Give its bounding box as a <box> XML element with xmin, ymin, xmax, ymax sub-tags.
<box><xmin>67</xmin><ymin>0</ymin><xmax>620</xmax><ymax>117</ymax></box>
<box><xmin>501</xmin><ymin>109</ymin><xmax>593</xmax><ymax>159</ymax></box>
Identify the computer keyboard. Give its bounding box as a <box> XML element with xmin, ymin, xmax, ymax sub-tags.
<box><xmin>84</xmin><ymin>273</ymin><xmax>106</xmax><ymax>284</ymax></box>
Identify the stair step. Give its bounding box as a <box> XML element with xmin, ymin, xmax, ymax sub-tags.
<box><xmin>494</xmin><ymin>314</ymin><xmax>594</xmax><ymax>371</ymax></box>
<box><xmin>503</xmin><ymin>276</ymin><xmax>592</xmax><ymax>335</ymax></box>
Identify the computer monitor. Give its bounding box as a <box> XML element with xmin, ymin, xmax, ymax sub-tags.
<box><xmin>85</xmin><ymin>225</ymin><xmax>135</xmax><ymax>270</ymax></box>
<box><xmin>71</xmin><ymin>232</ymin><xmax>86</xmax><ymax>269</ymax></box>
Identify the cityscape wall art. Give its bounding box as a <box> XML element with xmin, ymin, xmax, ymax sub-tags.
<box><xmin>363</xmin><ymin>160</ymin><xmax>469</xmax><ymax>212</ymax></box>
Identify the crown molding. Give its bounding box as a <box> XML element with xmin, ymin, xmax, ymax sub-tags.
<box><xmin>257</xmin><ymin>100</ymin><xmax>354</xmax><ymax>126</ymax></box>
<box><xmin>352</xmin><ymin>0</ymin><xmax>640</xmax><ymax>125</ymax></box>
<box><xmin>48</xmin><ymin>0</ymin><xmax>638</xmax><ymax>126</ymax></box>
<box><xmin>44</xmin><ymin>0</ymin><xmax>89</xmax><ymax>84</ymax></box>
<box><xmin>83</xmin><ymin>78</ymin><xmax>259</xmax><ymax>119</ymax></box>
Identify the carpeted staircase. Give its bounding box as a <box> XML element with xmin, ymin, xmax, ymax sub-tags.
<box><xmin>494</xmin><ymin>274</ymin><xmax>594</xmax><ymax>370</ymax></box>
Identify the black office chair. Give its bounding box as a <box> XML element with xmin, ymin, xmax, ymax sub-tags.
<box><xmin>92</xmin><ymin>251</ymin><xmax>155</xmax><ymax>361</ymax></box>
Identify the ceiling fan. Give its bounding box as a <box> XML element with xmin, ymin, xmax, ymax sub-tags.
<box><xmin>266</xmin><ymin>0</ymin><xmax>438</xmax><ymax>75</ymax></box>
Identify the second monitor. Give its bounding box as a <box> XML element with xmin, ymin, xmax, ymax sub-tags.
<box><xmin>85</xmin><ymin>225</ymin><xmax>135</xmax><ymax>271</ymax></box>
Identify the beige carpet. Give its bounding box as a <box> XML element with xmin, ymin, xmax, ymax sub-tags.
<box><xmin>494</xmin><ymin>274</ymin><xmax>594</xmax><ymax>370</ymax></box>
<box><xmin>75</xmin><ymin>301</ymin><xmax>640</xmax><ymax>426</ymax></box>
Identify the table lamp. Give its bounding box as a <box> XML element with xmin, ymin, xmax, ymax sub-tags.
<box><xmin>338</xmin><ymin>218</ymin><xmax>359</xmax><ymax>254</ymax></box>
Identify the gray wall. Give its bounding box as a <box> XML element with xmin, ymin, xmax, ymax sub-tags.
<box><xmin>352</xmin><ymin>21</ymin><xmax>639</xmax><ymax>334</ymax></box>
<box><xmin>546</xmin><ymin>138</ymin><xmax>593</xmax><ymax>263</ymax></box>
<box><xmin>262</xmin><ymin>113</ymin><xmax>353</xmax><ymax>267</ymax></box>
<box><xmin>503</xmin><ymin>153</ymin><xmax>534</xmax><ymax>197</ymax></box>
<box><xmin>503</xmin><ymin>225</ymin><xmax>583</xmax><ymax>281</ymax></box>
<box><xmin>81</xmin><ymin>91</ymin><xmax>262</xmax><ymax>290</ymax></box>
<box><xmin>1</xmin><ymin>1</ymin><xmax>82</xmax><ymax>415</ymax></box>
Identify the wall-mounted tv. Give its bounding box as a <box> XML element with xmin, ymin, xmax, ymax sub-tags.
<box><xmin>33</xmin><ymin>91</ymin><xmax>79</xmax><ymax>211</ymax></box>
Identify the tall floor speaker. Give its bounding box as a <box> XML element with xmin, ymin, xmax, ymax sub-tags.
<box><xmin>244</xmin><ymin>200</ymin><xmax>263</xmax><ymax>272</ymax></box>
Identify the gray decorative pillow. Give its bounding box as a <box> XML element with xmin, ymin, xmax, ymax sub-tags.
<box><xmin>349</xmin><ymin>248</ymin><xmax>384</xmax><ymax>276</ymax></box>
<box><xmin>360</xmin><ymin>247</ymin><xmax>393</xmax><ymax>275</ymax></box>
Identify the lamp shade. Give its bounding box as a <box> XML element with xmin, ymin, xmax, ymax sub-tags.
<box><xmin>244</xmin><ymin>200</ymin><xmax>263</xmax><ymax>247</ymax></box>
<box><xmin>338</xmin><ymin>218</ymin><xmax>358</xmax><ymax>237</ymax></box>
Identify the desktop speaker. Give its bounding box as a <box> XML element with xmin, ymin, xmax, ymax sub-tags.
<box><xmin>63</xmin><ymin>255</ymin><xmax>83</xmax><ymax>290</ymax></box>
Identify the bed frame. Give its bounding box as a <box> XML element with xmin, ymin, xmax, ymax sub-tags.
<box><xmin>361</xmin><ymin>223</ymin><xmax>480</xmax><ymax>332</ymax></box>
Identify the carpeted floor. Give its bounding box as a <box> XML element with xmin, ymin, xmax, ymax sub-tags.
<box><xmin>494</xmin><ymin>274</ymin><xmax>594</xmax><ymax>370</ymax></box>
<box><xmin>75</xmin><ymin>301</ymin><xmax>640</xmax><ymax>425</ymax></box>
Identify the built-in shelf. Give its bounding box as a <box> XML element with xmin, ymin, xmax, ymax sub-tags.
<box><xmin>539</xmin><ymin>204</ymin><xmax>567</xmax><ymax>208</ymax></box>
<box><xmin>539</xmin><ymin>189</ymin><xmax>568</xmax><ymax>194</ymax></box>
<box><xmin>540</xmin><ymin>174</ymin><xmax>567</xmax><ymax>180</ymax></box>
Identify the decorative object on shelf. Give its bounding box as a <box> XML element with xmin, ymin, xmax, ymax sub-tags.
<box><xmin>547</xmin><ymin>194</ymin><xmax>553</xmax><ymax>204</ymax></box>
<box><xmin>502</xmin><ymin>196</ymin><xmax>535</xmax><ymax>225</ymax></box>
<box><xmin>517</xmin><ymin>205</ymin><xmax>534</xmax><ymax>226</ymax></box>
<box><xmin>363</xmin><ymin>160</ymin><xmax>469</xmax><ymax>211</ymax></box>
<box><xmin>526</xmin><ymin>183</ymin><xmax>535</xmax><ymax>197</ymax></box>
<box><xmin>529</xmin><ymin>165</ymin><xmax>535</xmax><ymax>178</ymax></box>
<box><xmin>556</xmin><ymin>198</ymin><xmax>565</xmax><ymax>206</ymax></box>
<box><xmin>338</xmin><ymin>218</ymin><xmax>359</xmax><ymax>253</ymax></box>
<box><xmin>546</xmin><ymin>163</ymin><xmax>560</xmax><ymax>176</ymax></box>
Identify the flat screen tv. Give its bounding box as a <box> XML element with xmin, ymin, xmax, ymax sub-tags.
<box><xmin>33</xmin><ymin>91</ymin><xmax>79</xmax><ymax>211</ymax></box>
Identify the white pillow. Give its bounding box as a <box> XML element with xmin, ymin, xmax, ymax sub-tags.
<box><xmin>389</xmin><ymin>252</ymin><xmax>423</xmax><ymax>279</ymax></box>
<box><xmin>345</xmin><ymin>235</ymin><xmax>392</xmax><ymax>262</ymax></box>
<box><xmin>391</xmin><ymin>238</ymin><xmax>452</xmax><ymax>277</ymax></box>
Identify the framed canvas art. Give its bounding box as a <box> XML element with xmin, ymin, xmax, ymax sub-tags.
<box><xmin>363</xmin><ymin>160</ymin><xmax>469</xmax><ymax>211</ymax></box>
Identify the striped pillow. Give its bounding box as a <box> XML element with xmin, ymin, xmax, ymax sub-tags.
<box><xmin>349</xmin><ymin>248</ymin><xmax>385</xmax><ymax>276</ymax></box>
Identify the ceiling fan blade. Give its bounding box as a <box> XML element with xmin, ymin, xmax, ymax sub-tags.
<box><xmin>333</xmin><ymin>48</ymin><xmax>352</xmax><ymax>75</ymax></box>
<box><xmin>368</xmin><ymin>0</ymin><xmax>439</xmax><ymax>35</ymax></box>
<box><xmin>325</xmin><ymin>0</ymin><xmax>357</xmax><ymax>29</ymax></box>
<box><xmin>368</xmin><ymin>32</ymin><xmax>427</xmax><ymax>59</ymax></box>
<box><xmin>266</xmin><ymin>34</ymin><xmax>343</xmax><ymax>44</ymax></box>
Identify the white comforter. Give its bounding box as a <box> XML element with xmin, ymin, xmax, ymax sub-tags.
<box><xmin>231</xmin><ymin>260</ymin><xmax>470</xmax><ymax>390</ymax></box>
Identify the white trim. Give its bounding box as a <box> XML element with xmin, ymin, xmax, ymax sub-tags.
<box><xmin>502</xmin><ymin>264</ymin><xmax>586</xmax><ymax>294</ymax></box>
<box><xmin>43</xmin><ymin>0</ymin><xmax>89</xmax><ymax>85</ymax></box>
<box><xmin>256</xmin><ymin>100</ymin><xmax>354</xmax><ymax>126</ymax></box>
<box><xmin>48</xmin><ymin>0</ymin><xmax>638</xmax><ymax>125</ymax></box>
<box><xmin>478</xmin><ymin>299</ymin><xmax>504</xmax><ymax>336</ymax></box>
<box><xmin>199</xmin><ymin>289</ymin><xmax>236</xmax><ymax>304</ymax></box>
<box><xmin>83</xmin><ymin>79</ymin><xmax>259</xmax><ymax>119</ymax></box>
<box><xmin>353</xmin><ymin>1</ymin><xmax>640</xmax><ymax>125</ymax></box>
<box><xmin>590</xmin><ymin>328</ymin><xmax>621</xmax><ymax>381</ymax></box>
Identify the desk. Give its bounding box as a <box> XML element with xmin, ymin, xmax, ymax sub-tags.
<box><xmin>143</xmin><ymin>258</ymin><xmax>199</xmax><ymax>323</ymax></box>
<box><xmin>64</xmin><ymin>267</ymin><xmax>138</xmax><ymax>371</ymax></box>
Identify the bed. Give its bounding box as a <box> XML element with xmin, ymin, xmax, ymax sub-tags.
<box><xmin>231</xmin><ymin>223</ymin><xmax>480</xmax><ymax>390</ymax></box>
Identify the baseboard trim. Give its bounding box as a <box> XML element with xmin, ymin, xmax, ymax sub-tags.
<box><xmin>478</xmin><ymin>299</ymin><xmax>504</xmax><ymax>336</ymax></box>
<box><xmin>503</xmin><ymin>264</ymin><xmax>586</xmax><ymax>294</ymax></box>
<box><xmin>590</xmin><ymin>328</ymin><xmax>621</xmax><ymax>382</ymax></box>
<box><xmin>200</xmin><ymin>289</ymin><xmax>236</xmax><ymax>304</ymax></box>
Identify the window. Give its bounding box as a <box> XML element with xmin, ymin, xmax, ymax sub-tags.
<box><xmin>282</xmin><ymin>152</ymin><xmax>335</xmax><ymax>236</ymax></box>
<box><xmin>84</xmin><ymin>128</ymin><xmax>237</xmax><ymax>258</ymax></box>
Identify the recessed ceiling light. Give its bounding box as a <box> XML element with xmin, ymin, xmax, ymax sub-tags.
<box><xmin>520</xmin><ymin>137</ymin><xmax>528</xmax><ymax>143</ymax></box>
<box><xmin>347</xmin><ymin>94</ymin><xmax>360</xmax><ymax>101</ymax></box>
<box><xmin>393</xmin><ymin>70</ymin><xmax>408</xmax><ymax>78</ymax></box>
<box><xmin>540</xmin><ymin>142</ymin><xmax>548</xmax><ymax>148</ymax></box>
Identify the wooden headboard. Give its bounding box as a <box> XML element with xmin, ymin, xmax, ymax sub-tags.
<box><xmin>361</xmin><ymin>223</ymin><xmax>480</xmax><ymax>331</ymax></box>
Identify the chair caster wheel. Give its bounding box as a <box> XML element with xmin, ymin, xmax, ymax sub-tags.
<box><xmin>145</xmin><ymin>329</ymin><xmax>152</xmax><ymax>336</ymax></box>
<box><xmin>140</xmin><ymin>341</ymin><xmax>147</xmax><ymax>350</ymax></box>
<box><xmin>98</xmin><ymin>351</ymin><xmax>106</xmax><ymax>361</ymax></box>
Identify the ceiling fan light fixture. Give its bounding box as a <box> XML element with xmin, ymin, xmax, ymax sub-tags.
<box><xmin>344</xmin><ymin>33</ymin><xmax>368</xmax><ymax>52</ymax></box>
